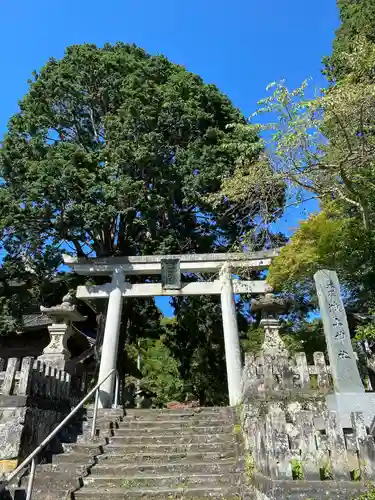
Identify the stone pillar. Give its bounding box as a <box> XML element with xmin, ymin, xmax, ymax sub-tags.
<box><xmin>220</xmin><ymin>263</ymin><xmax>242</xmax><ymax>406</ymax></box>
<box><xmin>98</xmin><ymin>269</ymin><xmax>124</xmax><ymax>408</ymax></box>
<box><xmin>314</xmin><ymin>270</ymin><xmax>375</xmax><ymax>427</ymax></box>
<box><xmin>38</xmin><ymin>294</ymin><xmax>86</xmax><ymax>373</ymax></box>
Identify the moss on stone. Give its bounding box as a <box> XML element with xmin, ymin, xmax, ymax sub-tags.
<box><xmin>245</xmin><ymin>454</ymin><xmax>255</xmax><ymax>482</ymax></box>
<box><xmin>233</xmin><ymin>424</ymin><xmax>241</xmax><ymax>436</ymax></box>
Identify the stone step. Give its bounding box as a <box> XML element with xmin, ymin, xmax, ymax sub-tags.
<box><xmin>82</xmin><ymin>417</ymin><xmax>121</xmax><ymax>426</ymax></box>
<box><xmin>114</xmin><ymin>424</ymin><xmax>234</xmax><ymax>435</ymax></box>
<box><xmin>83</xmin><ymin>472</ymin><xmax>240</xmax><ymax>488</ymax></box>
<box><xmin>124</xmin><ymin>411</ymin><xmax>233</xmax><ymax>423</ymax></box>
<box><xmin>107</xmin><ymin>433</ymin><xmax>235</xmax><ymax>445</ymax></box>
<box><xmin>90</xmin><ymin>459</ymin><xmax>238</xmax><ymax>477</ymax></box>
<box><xmin>74</xmin><ymin>485</ymin><xmax>240</xmax><ymax>499</ymax></box>
<box><xmin>125</xmin><ymin>407</ymin><xmax>231</xmax><ymax>415</ymax></box>
<box><xmin>14</xmin><ymin>406</ymin><xmax>240</xmax><ymax>500</ymax></box>
<box><xmin>81</xmin><ymin>421</ymin><xmax>121</xmax><ymax>433</ymax></box>
<box><xmin>117</xmin><ymin>418</ymin><xmax>233</xmax><ymax>429</ymax></box>
<box><xmin>62</xmin><ymin>442</ymin><xmax>105</xmax><ymax>456</ymax></box>
<box><xmin>123</xmin><ymin>416</ymin><xmax>234</xmax><ymax>425</ymax></box>
<box><xmin>19</xmin><ymin>471</ymin><xmax>81</xmax><ymax>491</ymax></box>
<box><xmin>97</xmin><ymin>450</ymin><xmax>237</xmax><ymax>464</ymax></box>
<box><xmin>35</xmin><ymin>463</ymin><xmax>89</xmax><ymax>475</ymax></box>
<box><xmin>105</xmin><ymin>442</ymin><xmax>233</xmax><ymax>454</ymax></box>
<box><xmin>52</xmin><ymin>452</ymin><xmax>96</xmax><ymax>465</ymax></box>
<box><xmin>82</xmin><ymin>419</ymin><xmax>120</xmax><ymax>430</ymax></box>
<box><xmin>85</xmin><ymin>408</ymin><xmax>124</xmax><ymax>418</ymax></box>
<box><xmin>12</xmin><ymin>488</ymin><xmax>72</xmax><ymax>500</ymax></box>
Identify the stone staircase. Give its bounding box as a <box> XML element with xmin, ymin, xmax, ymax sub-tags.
<box><xmin>10</xmin><ymin>407</ymin><xmax>246</xmax><ymax>499</ymax></box>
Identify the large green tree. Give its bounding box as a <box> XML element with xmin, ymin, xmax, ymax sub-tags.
<box><xmin>1</xmin><ymin>43</ymin><xmax>261</xmax><ymax>262</ymax></box>
<box><xmin>0</xmin><ymin>43</ymin><xmax>261</xmax><ymax>324</ymax></box>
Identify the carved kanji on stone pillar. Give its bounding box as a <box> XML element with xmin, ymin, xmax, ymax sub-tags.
<box><xmin>38</xmin><ymin>293</ymin><xmax>86</xmax><ymax>373</ymax></box>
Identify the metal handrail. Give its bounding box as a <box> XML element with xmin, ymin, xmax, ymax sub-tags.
<box><xmin>0</xmin><ymin>368</ymin><xmax>118</xmax><ymax>500</ymax></box>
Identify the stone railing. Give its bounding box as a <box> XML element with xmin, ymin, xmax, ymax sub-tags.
<box><xmin>0</xmin><ymin>357</ymin><xmax>73</xmax><ymax>402</ymax></box>
<box><xmin>242</xmin><ymin>351</ymin><xmax>333</xmax><ymax>397</ymax></box>
<box><xmin>0</xmin><ymin>357</ymin><xmax>87</xmax><ymax>474</ymax></box>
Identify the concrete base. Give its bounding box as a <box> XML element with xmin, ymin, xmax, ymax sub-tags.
<box><xmin>326</xmin><ymin>392</ymin><xmax>375</xmax><ymax>427</ymax></box>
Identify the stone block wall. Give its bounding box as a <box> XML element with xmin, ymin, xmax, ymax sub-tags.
<box><xmin>0</xmin><ymin>357</ymin><xmax>86</xmax><ymax>475</ymax></box>
<box><xmin>241</xmin><ymin>350</ymin><xmax>375</xmax><ymax>499</ymax></box>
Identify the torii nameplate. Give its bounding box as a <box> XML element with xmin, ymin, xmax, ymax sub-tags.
<box><xmin>161</xmin><ymin>259</ymin><xmax>181</xmax><ymax>290</ymax></box>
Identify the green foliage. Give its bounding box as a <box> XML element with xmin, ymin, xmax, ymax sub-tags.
<box><xmin>241</xmin><ymin>327</ymin><xmax>264</xmax><ymax>355</ymax></box>
<box><xmin>355</xmin><ymin>317</ymin><xmax>375</xmax><ymax>343</ymax></box>
<box><xmin>353</xmin><ymin>484</ymin><xmax>375</xmax><ymax>499</ymax></box>
<box><xmin>290</xmin><ymin>459</ymin><xmax>304</xmax><ymax>480</ymax></box>
<box><xmin>235</xmin><ymin>402</ymin><xmax>244</xmax><ymax>421</ymax></box>
<box><xmin>268</xmin><ymin>205</ymin><xmax>351</xmax><ymax>293</ymax></box>
<box><xmin>319</xmin><ymin>461</ymin><xmax>333</xmax><ymax>480</ymax></box>
<box><xmin>279</xmin><ymin>318</ymin><xmax>326</xmax><ymax>361</ymax></box>
<box><xmin>0</xmin><ymin>261</ymin><xmax>82</xmax><ymax>335</ymax></box>
<box><xmin>120</xmin><ymin>479</ymin><xmax>137</xmax><ymax>488</ymax></box>
<box><xmin>165</xmin><ymin>295</ymin><xmax>243</xmax><ymax>406</ymax></box>
<box><xmin>233</xmin><ymin>424</ymin><xmax>241</xmax><ymax>436</ymax></box>
<box><xmin>352</xmin><ymin>469</ymin><xmax>361</xmax><ymax>482</ymax></box>
<box><xmin>324</xmin><ymin>0</ymin><xmax>375</xmax><ymax>81</ymax></box>
<box><xmin>220</xmin><ymin>5</ymin><xmax>375</xmax><ymax>348</ymax></box>
<box><xmin>0</xmin><ymin>42</ymin><xmax>258</xmax><ymax>260</ymax></box>
<box><xmin>268</xmin><ymin>200</ymin><xmax>375</xmax><ymax>325</ymax></box>
<box><xmin>127</xmin><ymin>334</ymin><xmax>184</xmax><ymax>407</ymax></box>
<box><xmin>221</xmin><ymin>61</ymin><xmax>375</xmax><ymax>238</ymax></box>
<box><xmin>241</xmin><ymin>320</ymin><xmax>326</xmax><ymax>364</ymax></box>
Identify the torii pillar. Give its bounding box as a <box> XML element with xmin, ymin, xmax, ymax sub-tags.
<box><xmin>97</xmin><ymin>268</ymin><xmax>124</xmax><ymax>408</ymax></box>
<box><xmin>220</xmin><ymin>263</ymin><xmax>242</xmax><ymax>406</ymax></box>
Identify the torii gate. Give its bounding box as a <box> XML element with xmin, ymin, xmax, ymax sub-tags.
<box><xmin>63</xmin><ymin>250</ymin><xmax>278</xmax><ymax>407</ymax></box>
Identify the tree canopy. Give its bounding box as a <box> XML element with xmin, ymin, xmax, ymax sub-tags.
<box><xmin>0</xmin><ymin>43</ymin><xmax>262</xmax><ymax>263</ymax></box>
<box><xmin>324</xmin><ymin>0</ymin><xmax>375</xmax><ymax>81</ymax></box>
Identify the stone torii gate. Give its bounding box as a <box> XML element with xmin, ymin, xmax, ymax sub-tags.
<box><xmin>63</xmin><ymin>250</ymin><xmax>278</xmax><ymax>407</ymax></box>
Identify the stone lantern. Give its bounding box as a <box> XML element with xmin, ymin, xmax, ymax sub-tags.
<box><xmin>38</xmin><ymin>293</ymin><xmax>86</xmax><ymax>373</ymax></box>
<box><xmin>251</xmin><ymin>292</ymin><xmax>288</xmax><ymax>356</ymax></box>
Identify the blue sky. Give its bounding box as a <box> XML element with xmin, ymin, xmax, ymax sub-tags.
<box><xmin>0</xmin><ymin>0</ymin><xmax>339</xmax><ymax>315</ymax></box>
